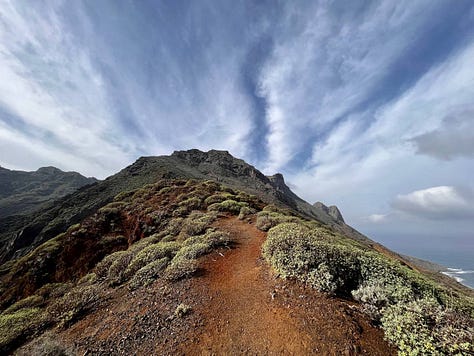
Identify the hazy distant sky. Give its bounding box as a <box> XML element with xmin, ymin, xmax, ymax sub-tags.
<box><xmin>1</xmin><ymin>0</ymin><xmax>473</xmax><ymax>246</ymax></box>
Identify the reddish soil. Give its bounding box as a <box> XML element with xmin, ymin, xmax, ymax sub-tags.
<box><xmin>35</xmin><ymin>216</ymin><xmax>395</xmax><ymax>355</ymax></box>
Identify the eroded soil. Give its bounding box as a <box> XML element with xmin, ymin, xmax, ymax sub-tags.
<box><xmin>20</xmin><ymin>216</ymin><xmax>395</xmax><ymax>355</ymax></box>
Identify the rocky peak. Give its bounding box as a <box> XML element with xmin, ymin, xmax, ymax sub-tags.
<box><xmin>36</xmin><ymin>166</ymin><xmax>63</xmax><ymax>175</ymax></box>
<box><xmin>267</xmin><ymin>173</ymin><xmax>288</xmax><ymax>192</ymax></box>
<box><xmin>313</xmin><ymin>202</ymin><xmax>345</xmax><ymax>223</ymax></box>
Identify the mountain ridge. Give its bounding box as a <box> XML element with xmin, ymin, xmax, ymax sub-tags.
<box><xmin>0</xmin><ymin>165</ymin><xmax>97</xmax><ymax>219</ymax></box>
<box><xmin>0</xmin><ymin>149</ymin><xmax>360</xmax><ymax>263</ymax></box>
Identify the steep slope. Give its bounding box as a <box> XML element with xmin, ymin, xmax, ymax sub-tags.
<box><xmin>1</xmin><ymin>178</ymin><xmax>471</xmax><ymax>355</ymax></box>
<box><xmin>0</xmin><ymin>149</ymin><xmax>365</xmax><ymax>264</ymax></box>
<box><xmin>0</xmin><ymin>166</ymin><xmax>96</xmax><ymax>219</ymax></box>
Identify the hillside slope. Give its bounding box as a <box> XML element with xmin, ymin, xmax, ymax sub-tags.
<box><xmin>1</xmin><ymin>178</ymin><xmax>471</xmax><ymax>355</ymax></box>
<box><xmin>0</xmin><ymin>166</ymin><xmax>96</xmax><ymax>219</ymax></box>
<box><xmin>0</xmin><ymin>149</ymin><xmax>366</xmax><ymax>264</ymax></box>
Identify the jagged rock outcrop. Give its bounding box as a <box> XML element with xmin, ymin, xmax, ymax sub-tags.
<box><xmin>313</xmin><ymin>202</ymin><xmax>345</xmax><ymax>223</ymax></box>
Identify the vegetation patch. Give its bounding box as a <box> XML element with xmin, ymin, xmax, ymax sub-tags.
<box><xmin>174</xmin><ymin>303</ymin><xmax>192</xmax><ymax>318</ymax></box>
<box><xmin>128</xmin><ymin>257</ymin><xmax>170</xmax><ymax>290</ymax></box>
<box><xmin>0</xmin><ymin>307</ymin><xmax>47</xmax><ymax>353</ymax></box>
<box><xmin>208</xmin><ymin>199</ymin><xmax>248</xmax><ymax>214</ymax></box>
<box><xmin>263</xmin><ymin>222</ymin><xmax>474</xmax><ymax>355</ymax></box>
<box><xmin>46</xmin><ymin>284</ymin><xmax>101</xmax><ymax>328</ymax></box>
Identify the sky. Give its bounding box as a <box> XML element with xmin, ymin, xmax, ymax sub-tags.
<box><xmin>0</xmin><ymin>0</ymin><xmax>473</xmax><ymax>262</ymax></box>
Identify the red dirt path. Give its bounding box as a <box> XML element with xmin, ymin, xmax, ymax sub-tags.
<box><xmin>34</xmin><ymin>216</ymin><xmax>395</xmax><ymax>355</ymax></box>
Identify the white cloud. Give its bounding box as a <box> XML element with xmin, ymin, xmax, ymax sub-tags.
<box><xmin>411</xmin><ymin>111</ymin><xmax>474</xmax><ymax>160</ymax></box>
<box><xmin>367</xmin><ymin>214</ymin><xmax>389</xmax><ymax>223</ymax></box>
<box><xmin>291</xmin><ymin>35</ymin><xmax>474</xmax><ymax>224</ymax></box>
<box><xmin>258</xmin><ymin>1</ymin><xmax>437</xmax><ymax>172</ymax></box>
<box><xmin>393</xmin><ymin>186</ymin><xmax>474</xmax><ymax>220</ymax></box>
<box><xmin>0</xmin><ymin>1</ymin><xmax>256</xmax><ymax>177</ymax></box>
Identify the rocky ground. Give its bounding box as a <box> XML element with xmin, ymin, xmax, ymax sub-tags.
<box><xmin>18</xmin><ymin>216</ymin><xmax>395</xmax><ymax>355</ymax></box>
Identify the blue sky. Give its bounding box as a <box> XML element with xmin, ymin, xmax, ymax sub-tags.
<box><xmin>0</xmin><ymin>0</ymin><xmax>474</xmax><ymax>255</ymax></box>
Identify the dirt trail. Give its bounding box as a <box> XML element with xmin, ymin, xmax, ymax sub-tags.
<box><xmin>48</xmin><ymin>216</ymin><xmax>394</xmax><ymax>355</ymax></box>
<box><xmin>180</xmin><ymin>217</ymin><xmax>394</xmax><ymax>355</ymax></box>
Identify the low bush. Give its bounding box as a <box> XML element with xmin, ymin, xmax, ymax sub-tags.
<box><xmin>94</xmin><ymin>250</ymin><xmax>129</xmax><ymax>279</ymax></box>
<box><xmin>180</xmin><ymin>212</ymin><xmax>217</xmax><ymax>237</ymax></box>
<box><xmin>204</xmin><ymin>193</ymin><xmax>235</xmax><ymax>205</ymax></box>
<box><xmin>382</xmin><ymin>298</ymin><xmax>474</xmax><ymax>355</ymax></box>
<box><xmin>77</xmin><ymin>273</ymin><xmax>98</xmax><ymax>286</ymax></box>
<box><xmin>46</xmin><ymin>284</ymin><xmax>101</xmax><ymax>328</ymax></box>
<box><xmin>255</xmin><ymin>211</ymin><xmax>300</xmax><ymax>231</ymax></box>
<box><xmin>125</xmin><ymin>241</ymin><xmax>181</xmax><ymax>278</ymax></box>
<box><xmin>165</xmin><ymin>218</ymin><xmax>184</xmax><ymax>236</ymax></box>
<box><xmin>128</xmin><ymin>257</ymin><xmax>170</xmax><ymax>290</ymax></box>
<box><xmin>263</xmin><ymin>221</ymin><xmax>474</xmax><ymax>355</ymax></box>
<box><xmin>208</xmin><ymin>200</ymin><xmax>248</xmax><ymax>214</ymax></box>
<box><xmin>174</xmin><ymin>303</ymin><xmax>192</xmax><ymax>318</ymax></box>
<box><xmin>35</xmin><ymin>283</ymin><xmax>72</xmax><ymax>300</ymax></box>
<box><xmin>0</xmin><ymin>307</ymin><xmax>47</xmax><ymax>353</ymax></box>
<box><xmin>113</xmin><ymin>190</ymin><xmax>135</xmax><ymax>202</ymax></box>
<box><xmin>2</xmin><ymin>295</ymin><xmax>44</xmax><ymax>315</ymax></box>
<box><xmin>164</xmin><ymin>259</ymin><xmax>198</xmax><ymax>281</ymax></box>
<box><xmin>182</xmin><ymin>231</ymin><xmax>231</xmax><ymax>249</ymax></box>
<box><xmin>178</xmin><ymin>197</ymin><xmax>202</xmax><ymax>210</ymax></box>
<box><xmin>173</xmin><ymin>243</ymin><xmax>211</xmax><ymax>261</ymax></box>
<box><xmin>238</xmin><ymin>206</ymin><xmax>255</xmax><ymax>220</ymax></box>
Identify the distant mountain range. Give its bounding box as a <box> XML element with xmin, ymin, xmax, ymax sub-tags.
<box><xmin>0</xmin><ymin>166</ymin><xmax>96</xmax><ymax>219</ymax></box>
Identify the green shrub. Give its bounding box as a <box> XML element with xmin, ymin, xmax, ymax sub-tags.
<box><xmin>164</xmin><ymin>259</ymin><xmax>198</xmax><ymax>281</ymax></box>
<box><xmin>204</xmin><ymin>193</ymin><xmax>235</xmax><ymax>205</ymax></box>
<box><xmin>178</xmin><ymin>197</ymin><xmax>202</xmax><ymax>210</ymax></box>
<box><xmin>238</xmin><ymin>206</ymin><xmax>255</xmax><ymax>220</ymax></box>
<box><xmin>255</xmin><ymin>211</ymin><xmax>300</xmax><ymax>231</ymax></box>
<box><xmin>208</xmin><ymin>200</ymin><xmax>248</xmax><ymax>214</ymax></box>
<box><xmin>172</xmin><ymin>206</ymin><xmax>189</xmax><ymax>217</ymax></box>
<box><xmin>77</xmin><ymin>273</ymin><xmax>98</xmax><ymax>286</ymax></box>
<box><xmin>128</xmin><ymin>257</ymin><xmax>169</xmax><ymax>290</ymax></box>
<box><xmin>94</xmin><ymin>250</ymin><xmax>129</xmax><ymax>279</ymax></box>
<box><xmin>35</xmin><ymin>283</ymin><xmax>72</xmax><ymax>300</ymax></box>
<box><xmin>158</xmin><ymin>186</ymin><xmax>172</xmax><ymax>195</ymax></box>
<box><xmin>99</xmin><ymin>234</ymin><xmax>128</xmax><ymax>247</ymax></box>
<box><xmin>263</xmin><ymin>221</ymin><xmax>474</xmax><ymax>355</ymax></box>
<box><xmin>174</xmin><ymin>303</ymin><xmax>192</xmax><ymax>318</ymax></box>
<box><xmin>173</xmin><ymin>243</ymin><xmax>211</xmax><ymax>261</ymax></box>
<box><xmin>382</xmin><ymin>298</ymin><xmax>474</xmax><ymax>355</ymax></box>
<box><xmin>0</xmin><ymin>308</ymin><xmax>47</xmax><ymax>352</ymax></box>
<box><xmin>125</xmin><ymin>241</ymin><xmax>181</xmax><ymax>278</ymax></box>
<box><xmin>180</xmin><ymin>212</ymin><xmax>217</xmax><ymax>237</ymax></box>
<box><xmin>2</xmin><ymin>295</ymin><xmax>44</xmax><ymax>315</ymax></box>
<box><xmin>113</xmin><ymin>190</ymin><xmax>135</xmax><ymax>202</ymax></box>
<box><xmin>182</xmin><ymin>231</ymin><xmax>231</xmax><ymax>249</ymax></box>
<box><xmin>165</xmin><ymin>218</ymin><xmax>184</xmax><ymax>236</ymax></box>
<box><xmin>235</xmin><ymin>192</ymin><xmax>259</xmax><ymax>205</ymax></box>
<box><xmin>46</xmin><ymin>284</ymin><xmax>101</xmax><ymax>328</ymax></box>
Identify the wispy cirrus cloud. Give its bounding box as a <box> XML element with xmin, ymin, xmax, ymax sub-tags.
<box><xmin>0</xmin><ymin>1</ymin><xmax>261</xmax><ymax>177</ymax></box>
<box><xmin>256</xmin><ymin>0</ymin><xmax>466</xmax><ymax>172</ymax></box>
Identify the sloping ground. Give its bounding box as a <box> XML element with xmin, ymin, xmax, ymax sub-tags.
<box><xmin>0</xmin><ymin>166</ymin><xmax>96</xmax><ymax>219</ymax></box>
<box><xmin>22</xmin><ymin>216</ymin><xmax>393</xmax><ymax>355</ymax></box>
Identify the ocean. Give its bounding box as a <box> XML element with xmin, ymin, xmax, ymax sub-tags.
<box><xmin>370</xmin><ymin>234</ymin><xmax>474</xmax><ymax>289</ymax></box>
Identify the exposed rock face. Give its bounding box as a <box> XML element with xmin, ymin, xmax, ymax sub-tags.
<box><xmin>313</xmin><ymin>202</ymin><xmax>345</xmax><ymax>223</ymax></box>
